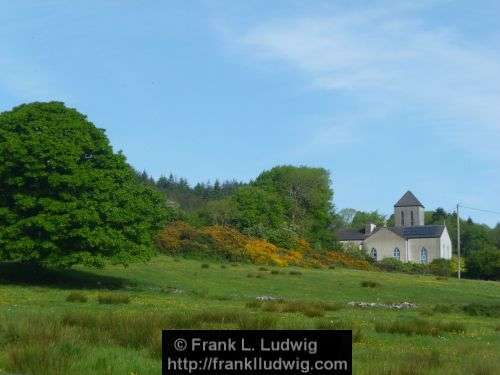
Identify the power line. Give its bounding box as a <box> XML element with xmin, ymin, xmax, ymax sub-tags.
<box><xmin>459</xmin><ymin>205</ymin><xmax>500</xmax><ymax>216</ymax></box>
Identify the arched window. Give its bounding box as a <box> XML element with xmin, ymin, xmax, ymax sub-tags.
<box><xmin>370</xmin><ymin>248</ymin><xmax>377</xmax><ymax>260</ymax></box>
<box><xmin>420</xmin><ymin>247</ymin><xmax>428</xmax><ymax>264</ymax></box>
<box><xmin>410</xmin><ymin>211</ymin><xmax>414</xmax><ymax>226</ymax></box>
<box><xmin>401</xmin><ymin>212</ymin><xmax>405</xmax><ymax>226</ymax></box>
<box><xmin>393</xmin><ymin>247</ymin><xmax>400</xmax><ymax>260</ymax></box>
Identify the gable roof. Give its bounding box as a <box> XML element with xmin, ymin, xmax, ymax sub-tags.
<box><xmin>338</xmin><ymin>225</ymin><xmax>446</xmax><ymax>241</ymax></box>
<box><xmin>394</xmin><ymin>191</ymin><xmax>424</xmax><ymax>208</ymax></box>
<box><xmin>337</xmin><ymin>228</ymin><xmax>367</xmax><ymax>241</ymax></box>
<box><xmin>389</xmin><ymin>225</ymin><xmax>445</xmax><ymax>239</ymax></box>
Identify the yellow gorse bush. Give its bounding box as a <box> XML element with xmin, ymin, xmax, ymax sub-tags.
<box><xmin>156</xmin><ymin>221</ymin><xmax>369</xmax><ymax>269</ymax></box>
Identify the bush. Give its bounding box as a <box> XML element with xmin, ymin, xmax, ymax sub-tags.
<box><xmin>156</xmin><ymin>222</ymin><xmax>306</xmax><ymax>266</ymax></box>
<box><xmin>65</xmin><ymin>292</ymin><xmax>88</xmax><ymax>303</ymax></box>
<box><xmin>97</xmin><ymin>293</ymin><xmax>131</xmax><ymax>305</ymax></box>
<box><xmin>245</xmin><ymin>239</ymin><xmax>286</xmax><ymax>266</ymax></box>
<box><xmin>429</xmin><ymin>259</ymin><xmax>454</xmax><ymax>277</ymax></box>
<box><xmin>361</xmin><ymin>280</ymin><xmax>381</xmax><ymax>288</ymax></box>
<box><xmin>466</xmin><ymin>248</ymin><xmax>500</xmax><ymax>280</ymax></box>
<box><xmin>326</xmin><ymin>251</ymin><xmax>373</xmax><ymax>270</ymax></box>
<box><xmin>404</xmin><ymin>262</ymin><xmax>430</xmax><ymax>274</ymax></box>
<box><xmin>201</xmin><ymin>263</ymin><xmax>210</xmax><ymax>269</ymax></box>
<box><xmin>377</xmin><ymin>258</ymin><xmax>405</xmax><ymax>272</ymax></box>
<box><xmin>340</xmin><ymin>243</ymin><xmax>373</xmax><ymax>262</ymax></box>
<box><xmin>377</xmin><ymin>258</ymin><xmax>432</xmax><ymax>274</ymax></box>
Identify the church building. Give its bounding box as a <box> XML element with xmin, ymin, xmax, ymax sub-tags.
<box><xmin>337</xmin><ymin>191</ymin><xmax>452</xmax><ymax>263</ymax></box>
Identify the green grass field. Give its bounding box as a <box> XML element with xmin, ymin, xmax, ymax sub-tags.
<box><xmin>0</xmin><ymin>255</ymin><xmax>499</xmax><ymax>374</ymax></box>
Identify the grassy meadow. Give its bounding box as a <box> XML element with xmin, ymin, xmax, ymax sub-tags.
<box><xmin>0</xmin><ymin>255</ymin><xmax>499</xmax><ymax>375</ymax></box>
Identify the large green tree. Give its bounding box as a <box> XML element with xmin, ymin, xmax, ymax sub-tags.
<box><xmin>466</xmin><ymin>246</ymin><xmax>500</xmax><ymax>281</ymax></box>
<box><xmin>230</xmin><ymin>186</ymin><xmax>286</xmax><ymax>231</ymax></box>
<box><xmin>350</xmin><ymin>210</ymin><xmax>386</xmax><ymax>230</ymax></box>
<box><xmin>0</xmin><ymin>102</ymin><xmax>170</xmax><ymax>268</ymax></box>
<box><xmin>253</xmin><ymin>165</ymin><xmax>335</xmax><ymax>248</ymax></box>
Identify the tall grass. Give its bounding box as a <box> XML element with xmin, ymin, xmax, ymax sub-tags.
<box><xmin>97</xmin><ymin>293</ymin><xmax>131</xmax><ymax>305</ymax></box>
<box><xmin>315</xmin><ymin>318</ymin><xmax>364</xmax><ymax>343</ymax></box>
<box><xmin>381</xmin><ymin>350</ymin><xmax>441</xmax><ymax>375</ymax></box>
<box><xmin>375</xmin><ymin>318</ymin><xmax>465</xmax><ymax>336</ymax></box>
<box><xmin>0</xmin><ymin>317</ymin><xmax>81</xmax><ymax>375</ymax></box>
<box><xmin>462</xmin><ymin>303</ymin><xmax>500</xmax><ymax>318</ymax></box>
<box><xmin>66</xmin><ymin>292</ymin><xmax>88</xmax><ymax>303</ymax></box>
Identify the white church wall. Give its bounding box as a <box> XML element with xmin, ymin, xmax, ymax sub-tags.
<box><xmin>407</xmin><ymin>237</ymin><xmax>441</xmax><ymax>263</ymax></box>
<box><xmin>440</xmin><ymin>227</ymin><xmax>452</xmax><ymax>260</ymax></box>
<box><xmin>363</xmin><ymin>229</ymin><xmax>406</xmax><ymax>261</ymax></box>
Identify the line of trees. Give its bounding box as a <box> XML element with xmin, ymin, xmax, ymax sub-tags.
<box><xmin>138</xmin><ymin>166</ymin><xmax>336</xmax><ymax>250</ymax></box>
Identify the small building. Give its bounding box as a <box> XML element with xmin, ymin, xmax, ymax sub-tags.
<box><xmin>337</xmin><ymin>191</ymin><xmax>452</xmax><ymax>263</ymax></box>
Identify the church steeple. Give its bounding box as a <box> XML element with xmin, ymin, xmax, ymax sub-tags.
<box><xmin>394</xmin><ymin>191</ymin><xmax>424</xmax><ymax>208</ymax></box>
<box><xmin>394</xmin><ymin>191</ymin><xmax>425</xmax><ymax>227</ymax></box>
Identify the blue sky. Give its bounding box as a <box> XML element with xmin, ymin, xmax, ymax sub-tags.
<box><xmin>1</xmin><ymin>0</ymin><xmax>499</xmax><ymax>226</ymax></box>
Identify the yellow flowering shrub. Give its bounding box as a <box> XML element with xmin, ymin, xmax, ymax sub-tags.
<box><xmin>156</xmin><ymin>222</ymin><xmax>372</xmax><ymax>271</ymax></box>
<box><xmin>244</xmin><ymin>239</ymin><xmax>287</xmax><ymax>266</ymax></box>
<box><xmin>155</xmin><ymin>221</ymin><xmax>198</xmax><ymax>254</ymax></box>
<box><xmin>326</xmin><ymin>251</ymin><xmax>373</xmax><ymax>270</ymax></box>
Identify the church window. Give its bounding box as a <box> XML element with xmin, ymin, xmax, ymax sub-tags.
<box><xmin>411</xmin><ymin>211</ymin><xmax>414</xmax><ymax>226</ymax></box>
<box><xmin>401</xmin><ymin>212</ymin><xmax>405</xmax><ymax>226</ymax></box>
<box><xmin>420</xmin><ymin>247</ymin><xmax>428</xmax><ymax>264</ymax></box>
<box><xmin>370</xmin><ymin>248</ymin><xmax>377</xmax><ymax>260</ymax></box>
<box><xmin>393</xmin><ymin>248</ymin><xmax>400</xmax><ymax>260</ymax></box>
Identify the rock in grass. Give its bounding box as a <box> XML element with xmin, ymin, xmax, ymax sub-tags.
<box><xmin>256</xmin><ymin>295</ymin><xmax>283</xmax><ymax>302</ymax></box>
<box><xmin>348</xmin><ymin>301</ymin><xmax>417</xmax><ymax>309</ymax></box>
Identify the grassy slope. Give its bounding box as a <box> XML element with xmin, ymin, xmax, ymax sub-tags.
<box><xmin>0</xmin><ymin>255</ymin><xmax>499</xmax><ymax>374</ymax></box>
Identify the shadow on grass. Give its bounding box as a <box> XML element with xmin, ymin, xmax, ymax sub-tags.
<box><xmin>0</xmin><ymin>262</ymin><xmax>135</xmax><ymax>290</ymax></box>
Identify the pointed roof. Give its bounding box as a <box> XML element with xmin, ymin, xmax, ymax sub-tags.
<box><xmin>394</xmin><ymin>191</ymin><xmax>424</xmax><ymax>208</ymax></box>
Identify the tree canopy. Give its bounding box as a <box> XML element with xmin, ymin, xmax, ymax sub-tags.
<box><xmin>253</xmin><ymin>165</ymin><xmax>335</xmax><ymax>248</ymax></box>
<box><xmin>350</xmin><ymin>210</ymin><xmax>386</xmax><ymax>230</ymax></box>
<box><xmin>0</xmin><ymin>102</ymin><xmax>170</xmax><ymax>268</ymax></box>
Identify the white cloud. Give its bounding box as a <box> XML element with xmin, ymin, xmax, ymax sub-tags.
<box><xmin>238</xmin><ymin>5</ymin><xmax>500</xmax><ymax>157</ymax></box>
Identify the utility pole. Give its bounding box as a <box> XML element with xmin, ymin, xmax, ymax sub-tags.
<box><xmin>457</xmin><ymin>203</ymin><xmax>461</xmax><ymax>280</ymax></box>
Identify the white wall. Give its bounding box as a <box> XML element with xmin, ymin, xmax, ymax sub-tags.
<box><xmin>362</xmin><ymin>227</ymin><xmax>451</xmax><ymax>263</ymax></box>
<box><xmin>363</xmin><ymin>228</ymin><xmax>406</xmax><ymax>261</ymax></box>
<box><xmin>407</xmin><ymin>237</ymin><xmax>440</xmax><ymax>263</ymax></box>
<box><xmin>439</xmin><ymin>227</ymin><xmax>452</xmax><ymax>260</ymax></box>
